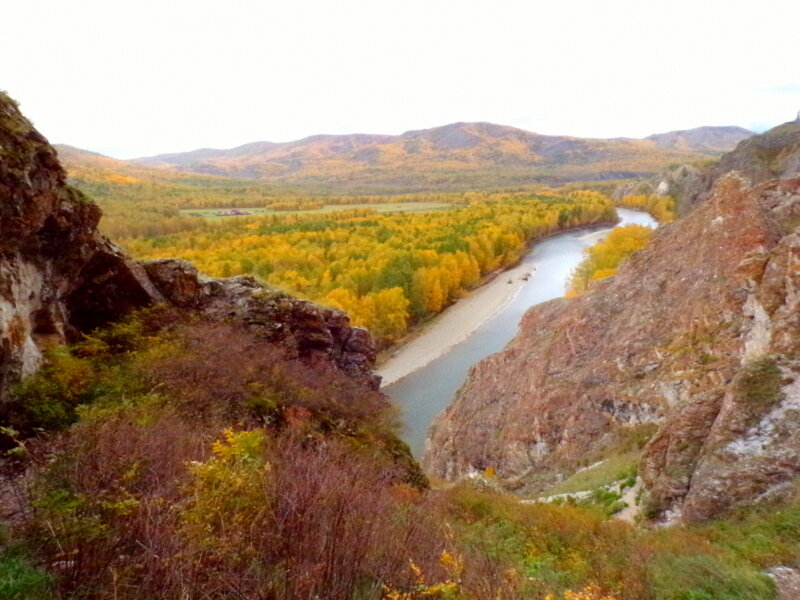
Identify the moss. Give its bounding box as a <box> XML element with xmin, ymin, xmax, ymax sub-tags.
<box><xmin>736</xmin><ymin>356</ymin><xmax>784</xmax><ymax>424</ymax></box>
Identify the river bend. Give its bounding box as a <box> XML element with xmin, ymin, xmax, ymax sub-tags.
<box><xmin>384</xmin><ymin>209</ymin><xmax>658</xmax><ymax>457</ymax></box>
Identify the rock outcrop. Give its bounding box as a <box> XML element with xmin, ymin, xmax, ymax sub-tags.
<box><xmin>0</xmin><ymin>94</ymin><xmax>164</xmax><ymax>401</ymax></box>
<box><xmin>425</xmin><ymin>173</ymin><xmax>800</xmax><ymax>523</ymax></box>
<box><xmin>143</xmin><ymin>259</ymin><xmax>379</xmax><ymax>387</ymax></box>
<box><xmin>0</xmin><ymin>93</ymin><xmax>378</xmax><ymax>406</ymax></box>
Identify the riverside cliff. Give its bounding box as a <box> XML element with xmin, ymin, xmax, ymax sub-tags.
<box><xmin>426</xmin><ymin>124</ymin><xmax>800</xmax><ymax>523</ymax></box>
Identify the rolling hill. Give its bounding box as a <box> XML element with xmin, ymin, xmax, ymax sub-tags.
<box><xmin>129</xmin><ymin>122</ymin><xmax>754</xmax><ymax>192</ymax></box>
<box><xmin>645</xmin><ymin>125</ymin><xmax>755</xmax><ymax>152</ymax></box>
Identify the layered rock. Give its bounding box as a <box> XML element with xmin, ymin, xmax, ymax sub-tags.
<box><xmin>0</xmin><ymin>93</ymin><xmax>377</xmax><ymax>406</ymax></box>
<box><xmin>425</xmin><ymin>173</ymin><xmax>800</xmax><ymax>523</ymax></box>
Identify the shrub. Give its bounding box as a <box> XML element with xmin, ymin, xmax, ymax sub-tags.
<box><xmin>7</xmin><ymin>347</ymin><xmax>97</xmax><ymax>434</ymax></box>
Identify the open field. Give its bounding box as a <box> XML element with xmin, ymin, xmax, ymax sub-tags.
<box><xmin>181</xmin><ymin>201</ymin><xmax>456</xmax><ymax>219</ymax></box>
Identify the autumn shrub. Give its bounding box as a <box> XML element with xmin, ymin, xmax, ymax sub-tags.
<box><xmin>2</xmin><ymin>306</ymin><xmax>182</xmax><ymax>442</ymax></box>
<box><xmin>172</xmin><ymin>430</ymin><xmax>446</xmax><ymax>600</ymax></box>
<box><xmin>6</xmin><ymin>347</ymin><xmax>97</xmax><ymax>435</ymax></box>
<box><xmin>25</xmin><ymin>402</ymin><xmax>211</xmax><ymax>597</ymax></box>
<box><xmin>14</xmin><ymin>309</ymin><xmax>436</xmax><ymax>599</ymax></box>
<box><xmin>434</xmin><ymin>486</ymin><xmax>646</xmax><ymax>599</ymax></box>
<box><xmin>24</xmin><ymin>414</ymin><xmax>443</xmax><ymax>599</ymax></box>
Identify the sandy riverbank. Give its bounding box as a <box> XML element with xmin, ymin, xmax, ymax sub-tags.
<box><xmin>376</xmin><ymin>224</ymin><xmax>623</xmax><ymax>387</ymax></box>
<box><xmin>376</xmin><ymin>261</ymin><xmax>535</xmax><ymax>386</ymax></box>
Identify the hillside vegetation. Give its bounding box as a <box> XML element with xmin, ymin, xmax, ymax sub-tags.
<box><xmin>4</xmin><ymin>90</ymin><xmax>800</xmax><ymax>600</ymax></box>
<box><xmin>4</xmin><ymin>308</ymin><xmax>796</xmax><ymax>600</ymax></box>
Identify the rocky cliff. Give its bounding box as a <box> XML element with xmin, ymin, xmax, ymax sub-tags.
<box><xmin>0</xmin><ymin>93</ymin><xmax>377</xmax><ymax>409</ymax></box>
<box><xmin>655</xmin><ymin>121</ymin><xmax>800</xmax><ymax>215</ymax></box>
<box><xmin>426</xmin><ymin>170</ymin><xmax>800</xmax><ymax>523</ymax></box>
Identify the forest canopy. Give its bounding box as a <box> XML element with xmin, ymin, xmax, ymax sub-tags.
<box><xmin>124</xmin><ymin>191</ymin><xmax>616</xmax><ymax>344</ymax></box>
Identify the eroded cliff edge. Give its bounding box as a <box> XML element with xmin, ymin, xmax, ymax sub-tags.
<box><xmin>426</xmin><ymin>168</ymin><xmax>800</xmax><ymax>523</ymax></box>
<box><xmin>0</xmin><ymin>92</ymin><xmax>378</xmax><ymax>409</ymax></box>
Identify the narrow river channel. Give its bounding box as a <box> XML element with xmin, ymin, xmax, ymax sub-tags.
<box><xmin>383</xmin><ymin>209</ymin><xmax>658</xmax><ymax>457</ymax></box>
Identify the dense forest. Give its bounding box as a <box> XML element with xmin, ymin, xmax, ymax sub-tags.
<box><xmin>122</xmin><ymin>191</ymin><xmax>615</xmax><ymax>343</ymax></box>
<box><xmin>61</xmin><ymin>153</ymin><xmax>678</xmax><ymax>345</ymax></box>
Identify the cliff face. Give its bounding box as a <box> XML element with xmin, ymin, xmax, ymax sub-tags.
<box><xmin>0</xmin><ymin>93</ymin><xmax>377</xmax><ymax>407</ymax></box>
<box><xmin>0</xmin><ymin>94</ymin><xmax>163</xmax><ymax>401</ymax></box>
<box><xmin>425</xmin><ymin>173</ymin><xmax>800</xmax><ymax>523</ymax></box>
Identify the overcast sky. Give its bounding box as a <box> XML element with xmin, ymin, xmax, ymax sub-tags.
<box><xmin>3</xmin><ymin>0</ymin><xmax>800</xmax><ymax>159</ymax></box>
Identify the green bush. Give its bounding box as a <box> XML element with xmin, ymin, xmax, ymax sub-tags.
<box><xmin>8</xmin><ymin>347</ymin><xmax>97</xmax><ymax>433</ymax></box>
<box><xmin>0</xmin><ymin>548</ymin><xmax>52</xmax><ymax>600</ymax></box>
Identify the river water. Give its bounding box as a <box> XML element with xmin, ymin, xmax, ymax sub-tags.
<box><xmin>383</xmin><ymin>209</ymin><xmax>658</xmax><ymax>458</ymax></box>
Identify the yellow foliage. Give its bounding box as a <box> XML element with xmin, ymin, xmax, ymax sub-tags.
<box><xmin>562</xmin><ymin>584</ymin><xmax>619</xmax><ymax>600</ymax></box>
<box><xmin>180</xmin><ymin>428</ymin><xmax>270</xmax><ymax>550</ymax></box>
<box><xmin>568</xmin><ymin>225</ymin><xmax>652</xmax><ymax>296</ymax></box>
<box><xmin>617</xmin><ymin>194</ymin><xmax>675</xmax><ymax>223</ymax></box>
<box><xmin>126</xmin><ymin>191</ymin><xmax>616</xmax><ymax>343</ymax></box>
<box><xmin>383</xmin><ymin>551</ymin><xmax>465</xmax><ymax>599</ymax></box>
<box><xmin>589</xmin><ymin>268</ymin><xmax>617</xmax><ymax>281</ymax></box>
<box><xmin>107</xmin><ymin>174</ymin><xmax>140</xmax><ymax>183</ymax></box>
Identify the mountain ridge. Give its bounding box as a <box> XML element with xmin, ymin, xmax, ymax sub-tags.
<box><xmin>135</xmin><ymin>122</ymin><xmax>753</xmax><ymax>162</ymax></box>
<box><xmin>122</xmin><ymin>122</ymin><xmax>754</xmax><ymax>192</ymax></box>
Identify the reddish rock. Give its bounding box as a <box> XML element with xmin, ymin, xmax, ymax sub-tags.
<box><xmin>426</xmin><ymin>175</ymin><xmax>800</xmax><ymax>522</ymax></box>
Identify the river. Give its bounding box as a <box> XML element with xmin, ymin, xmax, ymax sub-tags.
<box><xmin>383</xmin><ymin>208</ymin><xmax>658</xmax><ymax>457</ymax></box>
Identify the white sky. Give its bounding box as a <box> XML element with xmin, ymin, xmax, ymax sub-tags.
<box><xmin>3</xmin><ymin>0</ymin><xmax>800</xmax><ymax>159</ymax></box>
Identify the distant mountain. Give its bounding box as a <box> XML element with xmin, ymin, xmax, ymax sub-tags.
<box><xmin>645</xmin><ymin>126</ymin><xmax>754</xmax><ymax>153</ymax></box>
<box><xmin>130</xmin><ymin>122</ymin><xmax>753</xmax><ymax>193</ymax></box>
